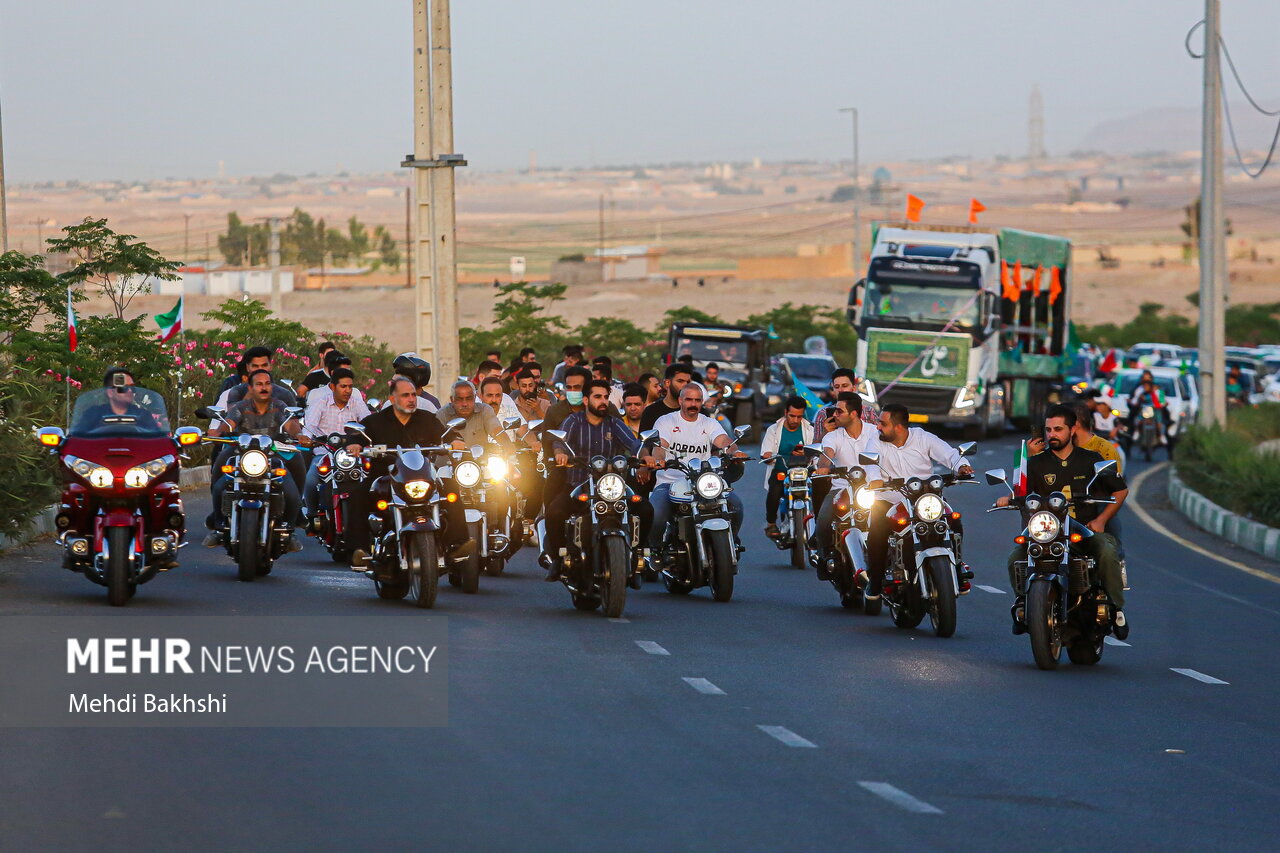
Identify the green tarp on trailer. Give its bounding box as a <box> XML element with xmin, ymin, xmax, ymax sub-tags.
<box><xmin>996</xmin><ymin>228</ymin><xmax>1071</xmax><ymax>269</ymax></box>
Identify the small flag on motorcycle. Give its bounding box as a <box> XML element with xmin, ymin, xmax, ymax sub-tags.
<box><xmin>1013</xmin><ymin>439</ymin><xmax>1029</xmax><ymax>497</ymax></box>
<box><xmin>67</xmin><ymin>287</ymin><xmax>78</xmax><ymax>353</ymax></box>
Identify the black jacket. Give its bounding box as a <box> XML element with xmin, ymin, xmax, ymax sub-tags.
<box><xmin>357</xmin><ymin>407</ymin><xmax>449</xmax><ymax>479</ymax></box>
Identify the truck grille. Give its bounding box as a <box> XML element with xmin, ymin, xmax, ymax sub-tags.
<box><xmin>878</xmin><ymin>385</ymin><xmax>955</xmax><ymax>416</ymax></box>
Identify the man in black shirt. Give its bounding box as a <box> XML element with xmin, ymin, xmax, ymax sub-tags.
<box><xmin>347</xmin><ymin>377</ymin><xmax>468</xmax><ymax>567</ymax></box>
<box><xmin>296</xmin><ymin>341</ymin><xmax>336</xmax><ymax>398</ymax></box>
<box><xmin>638</xmin><ymin>362</ymin><xmax>692</xmax><ymax>432</ymax></box>
<box><xmin>999</xmin><ymin>405</ymin><xmax>1129</xmax><ymax>637</ymax></box>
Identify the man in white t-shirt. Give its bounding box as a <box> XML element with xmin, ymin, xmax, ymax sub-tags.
<box><xmin>814</xmin><ymin>392</ymin><xmax>882</xmax><ymax>572</ymax></box>
<box><xmin>643</xmin><ymin>383</ymin><xmax>748</xmax><ymax>552</ymax></box>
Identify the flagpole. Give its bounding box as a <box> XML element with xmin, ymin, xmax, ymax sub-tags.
<box><xmin>176</xmin><ymin>278</ymin><xmax>184</xmax><ymax>427</ymax></box>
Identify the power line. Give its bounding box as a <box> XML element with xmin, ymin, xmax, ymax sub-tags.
<box><xmin>1186</xmin><ymin>19</ymin><xmax>1280</xmax><ymax>178</ymax></box>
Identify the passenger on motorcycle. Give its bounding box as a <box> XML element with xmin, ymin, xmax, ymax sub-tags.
<box><xmin>637</xmin><ymin>372</ymin><xmax>662</xmax><ymax>405</ymax></box>
<box><xmin>639</xmin><ymin>363</ymin><xmax>693</xmax><ymax>431</ymax></box>
<box><xmin>540</xmin><ymin>380</ymin><xmax>651</xmax><ymax>580</ymax></box>
<box><xmin>591</xmin><ymin>355</ymin><xmax>626</xmax><ymax>410</ymax></box>
<box><xmin>478</xmin><ymin>374</ymin><xmax>523</xmax><ymax>426</ymax></box>
<box><xmin>295</xmin><ymin>340</ymin><xmax>336</xmax><ymax>398</ymax></box>
<box><xmin>1127</xmin><ymin>372</ymin><xmax>1168</xmax><ymax>445</ymax></box>
<box><xmin>205</xmin><ymin>369</ymin><xmax>304</xmax><ymax>549</ymax></box>
<box><xmin>814</xmin><ymin>392</ymin><xmax>881</xmax><ymax>575</ymax></box>
<box><xmin>643</xmin><ymin>383</ymin><xmax>749</xmax><ymax>554</ymax></box>
<box><xmin>811</xmin><ymin>368</ymin><xmax>858</xmax><ymax>438</ymax></box>
<box><xmin>762</xmin><ymin>396</ymin><xmax>815</xmax><ymax>539</ymax></box>
<box><xmin>865</xmin><ymin>404</ymin><xmax>972</xmax><ymax>602</ymax></box>
<box><xmin>300</xmin><ymin>367</ymin><xmax>370</xmax><ymax>517</ymax></box>
<box><xmin>347</xmin><ymin>377</ymin><xmax>469</xmax><ymax>568</ymax></box>
<box><xmin>996</xmin><ymin>405</ymin><xmax>1129</xmax><ymax>637</ymax></box>
<box><xmin>1092</xmin><ymin>397</ymin><xmax>1120</xmax><ymax>442</ymax></box>
<box><xmin>393</xmin><ymin>352</ymin><xmax>440</xmax><ymax>413</ymax></box>
<box><xmin>620</xmin><ymin>383</ymin><xmax>647</xmax><ymax>438</ymax></box>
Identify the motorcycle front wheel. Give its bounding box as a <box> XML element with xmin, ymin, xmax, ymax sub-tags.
<box><xmin>925</xmin><ymin>556</ymin><xmax>958</xmax><ymax>637</ymax></box>
<box><xmin>600</xmin><ymin>536</ymin><xmax>629</xmax><ymax>618</ymax></box>
<box><xmin>459</xmin><ymin>522</ymin><xmax>482</xmax><ymax>594</ymax></box>
<box><xmin>106</xmin><ymin>526</ymin><xmax>132</xmax><ymax>607</ymax></box>
<box><xmin>1027</xmin><ymin>579</ymin><xmax>1063</xmax><ymax>670</ymax></box>
<box><xmin>236</xmin><ymin>506</ymin><xmax>261</xmax><ymax>583</ymax></box>
<box><xmin>708</xmin><ymin>530</ymin><xmax>735</xmax><ymax>602</ymax></box>
<box><xmin>789</xmin><ymin>507</ymin><xmax>807</xmax><ymax>570</ymax></box>
<box><xmin>407</xmin><ymin>532</ymin><xmax>440</xmax><ymax>609</ymax></box>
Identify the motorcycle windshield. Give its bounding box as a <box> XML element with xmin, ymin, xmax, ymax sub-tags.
<box><xmin>395</xmin><ymin>449</ymin><xmax>429</xmax><ymax>476</ymax></box>
<box><xmin>68</xmin><ymin>386</ymin><xmax>170</xmax><ymax>438</ymax></box>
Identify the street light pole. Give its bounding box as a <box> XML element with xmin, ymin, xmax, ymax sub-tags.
<box><xmin>839</xmin><ymin>107</ymin><xmax>860</xmax><ymax>276</ymax></box>
<box><xmin>1198</xmin><ymin>0</ymin><xmax>1226</xmax><ymax>427</ymax></box>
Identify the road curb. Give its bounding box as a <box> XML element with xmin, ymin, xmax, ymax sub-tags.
<box><xmin>0</xmin><ymin>465</ymin><xmax>211</xmax><ymax>556</ymax></box>
<box><xmin>1168</xmin><ymin>468</ymin><xmax>1280</xmax><ymax>562</ymax></box>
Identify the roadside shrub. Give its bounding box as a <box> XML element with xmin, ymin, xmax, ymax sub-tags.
<box><xmin>1175</xmin><ymin>403</ymin><xmax>1280</xmax><ymax>527</ymax></box>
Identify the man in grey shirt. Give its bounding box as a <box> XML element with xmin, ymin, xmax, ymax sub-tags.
<box><xmin>436</xmin><ymin>380</ymin><xmax>512</xmax><ymax>450</ymax></box>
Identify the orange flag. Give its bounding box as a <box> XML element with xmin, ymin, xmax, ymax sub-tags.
<box><xmin>1048</xmin><ymin>266</ymin><xmax>1063</xmax><ymax>304</ymax></box>
<box><xmin>968</xmin><ymin>198</ymin><xmax>986</xmax><ymax>225</ymax></box>
<box><xmin>1030</xmin><ymin>266</ymin><xmax>1043</xmax><ymax>296</ymax></box>
<box><xmin>1012</xmin><ymin>260</ymin><xmax>1023</xmax><ymax>297</ymax></box>
<box><xmin>1000</xmin><ymin>261</ymin><xmax>1019</xmax><ymax>301</ymax></box>
<box><xmin>905</xmin><ymin>194</ymin><xmax>925</xmax><ymax>223</ymax></box>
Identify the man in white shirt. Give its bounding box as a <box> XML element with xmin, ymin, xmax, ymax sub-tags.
<box><xmin>643</xmin><ymin>383</ymin><xmax>748</xmax><ymax>552</ymax></box>
<box><xmin>814</xmin><ymin>392</ymin><xmax>882</xmax><ymax>570</ymax></box>
<box><xmin>864</xmin><ymin>403</ymin><xmax>972</xmax><ymax>602</ymax></box>
<box><xmin>301</xmin><ymin>368</ymin><xmax>372</xmax><ymax>519</ymax></box>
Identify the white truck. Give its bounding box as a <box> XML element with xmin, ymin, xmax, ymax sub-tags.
<box><xmin>848</xmin><ymin>224</ymin><xmax>1073</xmax><ymax>439</ymax></box>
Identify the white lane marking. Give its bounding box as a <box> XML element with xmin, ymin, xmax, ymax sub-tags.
<box><xmin>304</xmin><ymin>574</ymin><xmax>366</xmax><ymax>587</ymax></box>
<box><xmin>1104</xmin><ymin>636</ymin><xmax>1130</xmax><ymax>647</ymax></box>
<box><xmin>975</xmin><ymin>584</ymin><xmax>1006</xmax><ymax>594</ymax></box>
<box><xmin>635</xmin><ymin>640</ymin><xmax>669</xmax><ymax>656</ymax></box>
<box><xmin>757</xmin><ymin>725</ymin><xmax>817</xmax><ymax>748</ymax></box>
<box><xmin>1171</xmin><ymin>668</ymin><xmax>1229</xmax><ymax>685</ymax></box>
<box><xmin>682</xmin><ymin>677</ymin><xmax>725</xmax><ymax>695</ymax></box>
<box><xmin>857</xmin><ymin>781</ymin><xmax>944</xmax><ymax>814</ymax></box>
<box><xmin>608</xmin><ymin>617</ymin><xmax>630</xmax><ymax>624</ymax></box>
<box><xmin>1128</xmin><ymin>462</ymin><xmax>1280</xmax><ymax>586</ymax></box>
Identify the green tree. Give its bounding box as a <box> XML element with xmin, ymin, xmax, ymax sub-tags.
<box><xmin>652</xmin><ymin>307</ymin><xmax>723</xmax><ymax>337</ymax></box>
<box><xmin>46</xmin><ymin>218</ymin><xmax>181</xmax><ymax>319</ymax></box>
<box><xmin>218</xmin><ymin>212</ymin><xmax>268</xmax><ymax>266</ymax></box>
<box><xmin>374</xmin><ymin>226</ymin><xmax>401</xmax><ymax>270</ymax></box>
<box><xmin>574</xmin><ymin>316</ymin><xmax>653</xmax><ymax>378</ymax></box>
<box><xmin>459</xmin><ymin>281</ymin><xmax>569</xmax><ymax>369</ymax></box>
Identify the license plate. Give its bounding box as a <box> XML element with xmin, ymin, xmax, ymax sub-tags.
<box><xmin>908</xmin><ymin>413</ymin><xmax>929</xmax><ymax>423</ymax></box>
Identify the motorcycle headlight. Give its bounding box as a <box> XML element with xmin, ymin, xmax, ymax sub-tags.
<box><xmin>597</xmin><ymin>473</ymin><xmax>626</xmax><ymax>502</ymax></box>
<box><xmin>695</xmin><ymin>472</ymin><xmax>725</xmax><ymax>499</ymax></box>
<box><xmin>455</xmin><ymin>460</ymin><xmax>481</xmax><ymax>487</ymax></box>
<box><xmin>334</xmin><ymin>450</ymin><xmax>357</xmax><ymax>470</ymax></box>
<box><xmin>125</xmin><ymin>454</ymin><xmax>176</xmax><ymax>488</ymax></box>
<box><xmin>486</xmin><ymin>455</ymin><xmax>509</xmax><ymax>482</ymax></box>
<box><xmin>1141</xmin><ymin>406</ymin><xmax>1155</xmax><ymax>419</ymax></box>
<box><xmin>239</xmin><ymin>450</ymin><xmax>269</xmax><ymax>478</ymax></box>
<box><xmin>788</xmin><ymin>467</ymin><xmax>808</xmax><ymax>482</ymax></box>
<box><xmin>1028</xmin><ymin>511</ymin><xmax>1061</xmax><ymax>544</ymax></box>
<box><xmin>88</xmin><ymin>466</ymin><xmax>115</xmax><ymax>489</ymax></box>
<box><xmin>404</xmin><ymin>480</ymin><xmax>431</xmax><ymax>499</ymax></box>
<box><xmin>915</xmin><ymin>494</ymin><xmax>944</xmax><ymax>522</ymax></box>
<box><xmin>854</xmin><ymin>486</ymin><xmax>876</xmax><ymax>510</ymax></box>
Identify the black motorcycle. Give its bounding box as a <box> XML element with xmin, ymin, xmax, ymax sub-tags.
<box><xmin>810</xmin><ymin>461</ymin><xmax>877</xmax><ymax>610</ymax></box>
<box><xmin>544</xmin><ymin>436</ymin><xmax>647</xmax><ymax>617</ymax></box>
<box><xmin>862</xmin><ymin>444</ymin><xmax>975</xmax><ymax>637</ymax></box>
<box><xmin>655</xmin><ymin>426</ymin><xmax>750</xmax><ymax>602</ymax></box>
<box><xmin>764</xmin><ymin>446</ymin><xmax>823</xmax><ymax>570</ymax></box>
<box><xmin>203</xmin><ymin>406</ymin><xmax>304</xmax><ymax>582</ymax></box>
<box><xmin>986</xmin><ymin>461</ymin><xmax>1121</xmax><ymax>669</ymax></box>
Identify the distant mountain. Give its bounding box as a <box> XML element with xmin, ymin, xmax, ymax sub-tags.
<box><xmin>1077</xmin><ymin>102</ymin><xmax>1280</xmax><ymax>155</ymax></box>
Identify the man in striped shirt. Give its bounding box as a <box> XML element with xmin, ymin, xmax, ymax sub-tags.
<box><xmin>540</xmin><ymin>379</ymin><xmax>648</xmax><ymax>581</ymax></box>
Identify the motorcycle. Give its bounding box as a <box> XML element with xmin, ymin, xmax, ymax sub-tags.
<box><xmin>655</xmin><ymin>425</ymin><xmax>750</xmax><ymax>602</ymax></box>
<box><xmin>543</xmin><ymin>435</ymin><xmax>647</xmax><ymax>617</ymax></box>
<box><xmin>810</xmin><ymin>461</ymin><xmax>879</xmax><ymax>611</ymax></box>
<box><xmin>986</xmin><ymin>461</ymin><xmax>1121</xmax><ymax>669</ymax></box>
<box><xmin>35</xmin><ymin>383</ymin><xmax>196</xmax><ymax>606</ymax></box>
<box><xmin>356</xmin><ymin>437</ymin><xmax>456</xmax><ymax>608</ymax></box>
<box><xmin>201</xmin><ymin>405</ymin><xmax>304</xmax><ymax>582</ymax></box>
<box><xmin>863</xmin><ymin>444</ymin><xmax>976</xmax><ymax>638</ymax></box>
<box><xmin>441</xmin><ymin>439</ymin><xmax>516</xmax><ymax>586</ymax></box>
<box><xmin>764</xmin><ymin>446</ymin><xmax>822</xmax><ymax>570</ymax></box>
<box><xmin>307</xmin><ymin>432</ymin><xmax>372</xmax><ymax>563</ymax></box>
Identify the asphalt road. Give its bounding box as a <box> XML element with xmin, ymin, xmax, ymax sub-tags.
<box><xmin>2</xmin><ymin>434</ymin><xmax>1279</xmax><ymax>851</ymax></box>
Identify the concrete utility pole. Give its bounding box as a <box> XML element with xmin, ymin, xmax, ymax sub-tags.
<box><xmin>839</xmin><ymin>107</ymin><xmax>860</xmax><ymax>276</ymax></box>
<box><xmin>404</xmin><ymin>0</ymin><xmax>465</xmax><ymax>393</ymax></box>
<box><xmin>268</xmin><ymin>217</ymin><xmax>282</xmax><ymax>315</ymax></box>
<box><xmin>0</xmin><ymin>95</ymin><xmax>8</xmax><ymax>252</ymax></box>
<box><xmin>1198</xmin><ymin>0</ymin><xmax>1227</xmax><ymax>427</ymax></box>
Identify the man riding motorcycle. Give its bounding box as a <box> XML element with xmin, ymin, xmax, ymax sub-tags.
<box><xmin>644</xmin><ymin>383</ymin><xmax>748</xmax><ymax>556</ymax></box>
<box><xmin>348</xmin><ymin>377</ymin><xmax>468</xmax><ymax>568</ymax></box>
<box><xmin>205</xmin><ymin>369</ymin><xmax>303</xmax><ymax>550</ymax></box>
<box><xmin>1126</xmin><ymin>371</ymin><xmax>1168</xmax><ymax>445</ymax></box>
<box><xmin>864</xmin><ymin>404</ymin><xmax>973</xmax><ymax>603</ymax></box>
<box><xmin>761</xmin><ymin>397</ymin><xmax>813</xmax><ymax>542</ymax></box>
<box><xmin>997</xmin><ymin>404</ymin><xmax>1129</xmax><ymax>638</ymax></box>
<box><xmin>300</xmin><ymin>367</ymin><xmax>370</xmax><ymax>517</ymax></box>
<box><xmin>540</xmin><ymin>379</ymin><xmax>651</xmax><ymax>581</ymax></box>
<box><xmin>814</xmin><ymin>392</ymin><xmax>881</xmax><ymax>577</ymax></box>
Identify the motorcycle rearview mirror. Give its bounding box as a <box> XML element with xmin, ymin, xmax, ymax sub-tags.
<box><xmin>857</xmin><ymin>451</ymin><xmax>880</xmax><ymax>467</ymax></box>
<box><xmin>639</xmin><ymin>429</ymin><xmax>659</xmax><ymax>446</ymax></box>
<box><xmin>343</xmin><ymin>421</ymin><xmax>371</xmax><ymax>442</ymax></box>
<box><xmin>545</xmin><ymin>429</ymin><xmax>568</xmax><ymax>443</ymax></box>
<box><xmin>284</xmin><ymin>406</ymin><xmax>305</xmax><ymax>421</ymax></box>
<box><xmin>984</xmin><ymin>468</ymin><xmax>1008</xmax><ymax>486</ymax></box>
<box><xmin>174</xmin><ymin>426</ymin><xmax>203</xmax><ymax>446</ymax></box>
<box><xmin>280</xmin><ymin>378</ymin><xmax>294</xmax><ymax>389</ymax></box>
<box><xmin>502</xmin><ymin>417</ymin><xmax>522</xmax><ymax>431</ymax></box>
<box><xmin>958</xmin><ymin>441</ymin><xmax>977</xmax><ymax>457</ymax></box>
<box><xmin>194</xmin><ymin>406</ymin><xmax>214</xmax><ymax>420</ymax></box>
<box><xmin>527</xmin><ymin>418</ymin><xmax>544</xmax><ymax>431</ymax></box>
<box><xmin>366</xmin><ymin>398</ymin><xmax>381</xmax><ymax>410</ymax></box>
<box><xmin>802</xmin><ymin>443</ymin><xmax>825</xmax><ymax>456</ymax></box>
<box><xmin>1086</xmin><ymin>458</ymin><xmax>1117</xmax><ymax>491</ymax></box>
<box><xmin>470</xmin><ymin>444</ymin><xmax>485</xmax><ymax>458</ymax></box>
<box><xmin>36</xmin><ymin>426</ymin><xmax>65</xmax><ymax>448</ymax></box>
<box><xmin>733</xmin><ymin>424</ymin><xmax>751</xmax><ymax>439</ymax></box>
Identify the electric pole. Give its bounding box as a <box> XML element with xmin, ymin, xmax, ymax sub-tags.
<box><xmin>839</xmin><ymin>107</ymin><xmax>860</xmax><ymax>276</ymax></box>
<box><xmin>268</xmin><ymin>217</ymin><xmax>282</xmax><ymax>315</ymax></box>
<box><xmin>404</xmin><ymin>0</ymin><xmax>464</xmax><ymax>393</ymax></box>
<box><xmin>0</xmin><ymin>95</ymin><xmax>8</xmax><ymax>253</ymax></box>
<box><xmin>183</xmin><ymin>213</ymin><xmax>192</xmax><ymax>265</ymax></box>
<box><xmin>1198</xmin><ymin>0</ymin><xmax>1227</xmax><ymax>427</ymax></box>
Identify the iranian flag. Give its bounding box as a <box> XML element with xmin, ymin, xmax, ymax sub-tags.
<box><xmin>154</xmin><ymin>296</ymin><xmax>183</xmax><ymax>343</ymax></box>
<box><xmin>1012</xmin><ymin>439</ymin><xmax>1029</xmax><ymax>497</ymax></box>
<box><xmin>67</xmin><ymin>288</ymin><xmax>78</xmax><ymax>352</ymax></box>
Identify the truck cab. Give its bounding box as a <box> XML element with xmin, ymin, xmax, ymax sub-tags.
<box><xmin>666</xmin><ymin>323</ymin><xmax>773</xmax><ymax>431</ymax></box>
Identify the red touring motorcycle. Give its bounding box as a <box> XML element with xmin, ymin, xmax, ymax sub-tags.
<box><xmin>35</xmin><ymin>383</ymin><xmax>200</xmax><ymax>606</ymax></box>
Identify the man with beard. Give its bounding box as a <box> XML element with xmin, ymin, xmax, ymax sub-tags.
<box><xmin>639</xmin><ymin>362</ymin><xmax>693</xmax><ymax>432</ymax></box>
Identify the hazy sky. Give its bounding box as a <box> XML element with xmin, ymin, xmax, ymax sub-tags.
<box><xmin>1</xmin><ymin>0</ymin><xmax>1277</xmax><ymax>181</ymax></box>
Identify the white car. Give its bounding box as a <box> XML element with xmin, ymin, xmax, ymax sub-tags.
<box><xmin>1128</xmin><ymin>342</ymin><xmax>1183</xmax><ymax>365</ymax></box>
<box><xmin>1107</xmin><ymin>367</ymin><xmax>1199</xmax><ymax>437</ymax></box>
